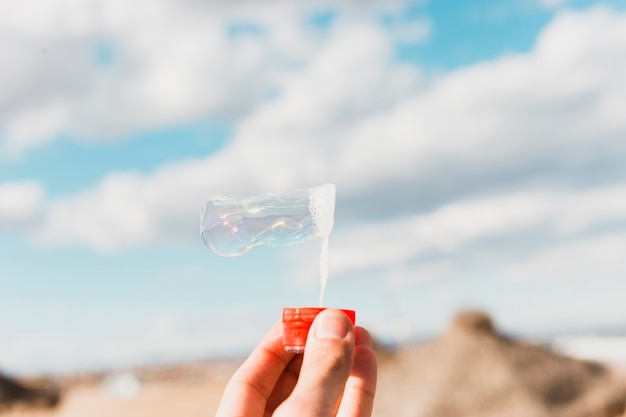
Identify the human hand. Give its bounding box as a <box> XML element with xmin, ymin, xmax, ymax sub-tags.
<box><xmin>215</xmin><ymin>309</ymin><xmax>377</xmax><ymax>417</ymax></box>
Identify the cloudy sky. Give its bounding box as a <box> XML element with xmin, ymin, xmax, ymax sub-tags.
<box><xmin>1</xmin><ymin>0</ymin><xmax>626</xmax><ymax>375</ymax></box>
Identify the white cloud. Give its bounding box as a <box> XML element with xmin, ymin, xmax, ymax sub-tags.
<box><xmin>506</xmin><ymin>288</ymin><xmax>626</xmax><ymax>331</ymax></box>
<box><xmin>33</xmin><ymin>172</ymin><xmax>158</xmax><ymax>251</ymax></box>
<box><xmin>2</xmin><ymin>99</ymin><xmax>69</xmax><ymax>157</ymax></box>
<box><xmin>335</xmin><ymin>7</ymin><xmax>626</xmax><ymax>193</ymax></box>
<box><xmin>0</xmin><ymin>181</ymin><xmax>46</xmax><ymax>228</ymax></box>
<box><xmin>31</xmin><ymin>162</ymin><xmax>219</xmax><ymax>251</ymax></box>
<box><xmin>504</xmin><ymin>233</ymin><xmax>626</xmax><ymax>282</ymax></box>
<box><xmin>284</xmin><ymin>183</ymin><xmax>626</xmax><ymax>293</ymax></box>
<box><xmin>15</xmin><ymin>6</ymin><xmax>626</xmax><ymax>261</ymax></box>
<box><xmin>239</xmin><ymin>25</ymin><xmax>420</xmax><ymax>135</ymax></box>
<box><xmin>0</xmin><ymin>0</ymin><xmax>424</xmax><ymax>157</ymax></box>
<box><xmin>0</xmin><ymin>0</ymin><xmax>323</xmax><ymax>156</ymax></box>
<box><xmin>29</xmin><ymin>20</ymin><xmax>421</xmax><ymax>250</ymax></box>
<box><xmin>383</xmin><ymin>259</ymin><xmax>460</xmax><ymax>288</ymax></box>
<box><xmin>329</xmin><ymin>185</ymin><xmax>626</xmax><ymax>276</ymax></box>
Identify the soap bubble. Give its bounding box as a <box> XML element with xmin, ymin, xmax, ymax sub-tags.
<box><xmin>201</xmin><ymin>183</ymin><xmax>335</xmax><ymax>257</ymax></box>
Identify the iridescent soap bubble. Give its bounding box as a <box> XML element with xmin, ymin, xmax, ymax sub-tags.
<box><xmin>201</xmin><ymin>183</ymin><xmax>335</xmax><ymax>257</ymax></box>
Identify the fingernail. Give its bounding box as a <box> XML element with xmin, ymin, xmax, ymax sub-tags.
<box><xmin>314</xmin><ymin>310</ymin><xmax>351</xmax><ymax>340</ymax></box>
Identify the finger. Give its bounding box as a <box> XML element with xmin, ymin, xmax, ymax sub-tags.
<box><xmin>335</xmin><ymin>343</ymin><xmax>377</xmax><ymax>417</ymax></box>
<box><xmin>354</xmin><ymin>326</ymin><xmax>372</xmax><ymax>348</ymax></box>
<box><xmin>266</xmin><ymin>326</ymin><xmax>371</xmax><ymax>415</ymax></box>
<box><xmin>275</xmin><ymin>309</ymin><xmax>355</xmax><ymax>417</ymax></box>
<box><xmin>264</xmin><ymin>354</ymin><xmax>303</xmax><ymax>415</ymax></box>
<box><xmin>215</xmin><ymin>321</ymin><xmax>296</xmax><ymax>417</ymax></box>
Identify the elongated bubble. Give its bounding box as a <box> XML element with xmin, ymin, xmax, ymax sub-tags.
<box><xmin>201</xmin><ymin>183</ymin><xmax>335</xmax><ymax>257</ymax></box>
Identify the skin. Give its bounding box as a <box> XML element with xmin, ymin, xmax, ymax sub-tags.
<box><xmin>215</xmin><ymin>309</ymin><xmax>378</xmax><ymax>417</ymax></box>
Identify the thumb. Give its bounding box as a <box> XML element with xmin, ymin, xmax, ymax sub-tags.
<box><xmin>275</xmin><ymin>309</ymin><xmax>355</xmax><ymax>417</ymax></box>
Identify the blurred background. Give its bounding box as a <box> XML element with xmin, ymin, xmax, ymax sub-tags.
<box><xmin>1</xmin><ymin>0</ymin><xmax>625</xmax><ymax>415</ymax></box>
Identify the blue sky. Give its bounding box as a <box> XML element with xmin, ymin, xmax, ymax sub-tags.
<box><xmin>1</xmin><ymin>0</ymin><xmax>626</xmax><ymax>375</ymax></box>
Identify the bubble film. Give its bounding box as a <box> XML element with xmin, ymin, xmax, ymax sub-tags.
<box><xmin>201</xmin><ymin>184</ymin><xmax>335</xmax><ymax>257</ymax></box>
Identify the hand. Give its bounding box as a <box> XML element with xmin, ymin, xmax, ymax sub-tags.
<box><xmin>215</xmin><ymin>309</ymin><xmax>377</xmax><ymax>417</ymax></box>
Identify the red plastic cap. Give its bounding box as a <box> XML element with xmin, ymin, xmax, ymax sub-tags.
<box><xmin>282</xmin><ymin>307</ymin><xmax>356</xmax><ymax>353</ymax></box>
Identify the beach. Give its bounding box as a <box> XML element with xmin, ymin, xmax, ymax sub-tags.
<box><xmin>3</xmin><ymin>313</ymin><xmax>625</xmax><ymax>417</ymax></box>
